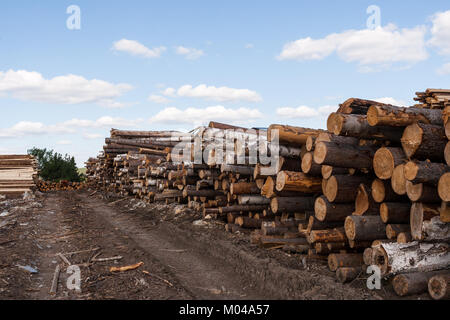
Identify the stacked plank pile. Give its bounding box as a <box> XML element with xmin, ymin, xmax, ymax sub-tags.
<box><xmin>0</xmin><ymin>155</ymin><xmax>38</xmax><ymax>198</ymax></box>
<box><xmin>86</xmin><ymin>91</ymin><xmax>450</xmax><ymax>299</ymax></box>
<box><xmin>414</xmin><ymin>89</ymin><xmax>450</xmax><ymax>109</ymax></box>
<box><xmin>36</xmin><ymin>180</ymin><xmax>85</xmax><ymax>192</ymax></box>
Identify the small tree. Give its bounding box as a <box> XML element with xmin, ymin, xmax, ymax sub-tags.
<box><xmin>28</xmin><ymin>147</ymin><xmax>81</xmax><ymax>182</ymax></box>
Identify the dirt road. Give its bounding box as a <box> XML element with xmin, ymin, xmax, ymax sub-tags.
<box><xmin>0</xmin><ymin>191</ymin><xmax>409</xmax><ymax>300</ymax></box>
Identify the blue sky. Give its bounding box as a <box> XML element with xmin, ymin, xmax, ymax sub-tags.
<box><xmin>1</xmin><ymin>0</ymin><xmax>449</xmax><ymax>165</ymax></box>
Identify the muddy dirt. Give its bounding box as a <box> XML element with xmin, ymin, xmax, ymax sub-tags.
<box><xmin>0</xmin><ymin>190</ymin><xmax>427</xmax><ymax>300</ymax></box>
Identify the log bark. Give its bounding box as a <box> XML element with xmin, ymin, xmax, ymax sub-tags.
<box><xmin>371</xmin><ymin>179</ymin><xmax>405</xmax><ymax>203</ymax></box>
<box><xmin>410</xmin><ymin>203</ymin><xmax>450</xmax><ymax>241</ymax></box>
<box><xmin>238</xmin><ymin>195</ymin><xmax>270</xmax><ymax>205</ymax></box>
<box><xmin>270</xmin><ymin>196</ymin><xmax>315</xmax><ymax>213</ymax></box>
<box><xmin>405</xmin><ymin>181</ymin><xmax>440</xmax><ymax>202</ymax></box>
<box><xmin>336</xmin><ymin>267</ymin><xmax>362</xmax><ymax>284</ymax></box>
<box><xmin>397</xmin><ymin>232</ymin><xmax>412</xmax><ymax>244</ymax></box>
<box><xmin>367</xmin><ymin>105</ymin><xmax>443</xmax><ymax>127</ymax></box>
<box><xmin>344</xmin><ymin>215</ymin><xmax>386</xmax><ymax>241</ymax></box>
<box><xmin>267</xmin><ymin>125</ymin><xmax>324</xmax><ymax>146</ymax></box>
<box><xmin>308</xmin><ymin>228</ymin><xmax>347</xmax><ymax>244</ymax></box>
<box><xmin>404</xmin><ymin>160</ymin><xmax>449</xmax><ymax>185</ymax></box>
<box><xmin>325</xmin><ymin>175</ymin><xmax>372</xmax><ymax>203</ymax></box>
<box><xmin>337</xmin><ymin>98</ymin><xmax>390</xmax><ymax>115</ymax></box>
<box><xmin>230</xmin><ymin>182</ymin><xmax>259</xmax><ymax>195</ymax></box>
<box><xmin>275</xmin><ymin>171</ymin><xmax>322</xmax><ymax>193</ymax></box>
<box><xmin>373</xmin><ymin>241</ymin><xmax>450</xmax><ymax>276</ymax></box>
<box><xmin>314</xmin><ymin>141</ymin><xmax>374</xmax><ymax>169</ymax></box>
<box><xmin>373</xmin><ymin>147</ymin><xmax>406</xmax><ymax>180</ymax></box>
<box><xmin>314</xmin><ymin>196</ymin><xmax>353</xmax><ymax>222</ymax></box>
<box><xmin>327</xmin><ymin>113</ymin><xmax>403</xmax><ymax>141</ymax></box>
<box><xmin>380</xmin><ymin>202</ymin><xmax>411</xmax><ymax>223</ymax></box>
<box><xmin>401</xmin><ymin>123</ymin><xmax>447</xmax><ymax>161</ymax></box>
<box><xmin>354</xmin><ymin>183</ymin><xmax>380</xmax><ymax>216</ymax></box>
<box><xmin>392</xmin><ymin>271</ymin><xmax>448</xmax><ymax>297</ymax></box>
<box><xmin>445</xmin><ymin>141</ymin><xmax>450</xmax><ymax>166</ymax></box>
<box><xmin>219</xmin><ymin>204</ymin><xmax>268</xmax><ymax>214</ymax></box>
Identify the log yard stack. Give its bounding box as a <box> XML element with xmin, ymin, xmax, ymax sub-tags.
<box><xmin>86</xmin><ymin>88</ymin><xmax>450</xmax><ymax>299</ymax></box>
<box><xmin>0</xmin><ymin>155</ymin><xmax>38</xmax><ymax>198</ymax></box>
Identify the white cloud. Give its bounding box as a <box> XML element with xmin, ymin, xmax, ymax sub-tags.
<box><xmin>437</xmin><ymin>62</ymin><xmax>450</xmax><ymax>75</ymax></box>
<box><xmin>83</xmin><ymin>133</ymin><xmax>103</xmax><ymax>139</ymax></box>
<box><xmin>175</xmin><ymin>46</ymin><xmax>204</xmax><ymax>60</ymax></box>
<box><xmin>276</xmin><ymin>105</ymin><xmax>337</xmax><ymax>119</ymax></box>
<box><xmin>162</xmin><ymin>84</ymin><xmax>262</xmax><ymax>102</ymax></box>
<box><xmin>278</xmin><ymin>24</ymin><xmax>428</xmax><ymax>70</ymax></box>
<box><xmin>149</xmin><ymin>106</ymin><xmax>263</xmax><ymax>126</ymax></box>
<box><xmin>373</xmin><ymin>97</ymin><xmax>407</xmax><ymax>106</ymax></box>
<box><xmin>148</xmin><ymin>94</ymin><xmax>169</xmax><ymax>104</ymax></box>
<box><xmin>0</xmin><ymin>69</ymin><xmax>132</xmax><ymax>106</ymax></box>
<box><xmin>0</xmin><ymin>117</ymin><xmax>143</xmax><ymax>138</ymax></box>
<box><xmin>112</xmin><ymin>39</ymin><xmax>166</xmax><ymax>58</ymax></box>
<box><xmin>245</xmin><ymin>43</ymin><xmax>254</xmax><ymax>49</ymax></box>
<box><xmin>429</xmin><ymin>10</ymin><xmax>450</xmax><ymax>56</ymax></box>
<box><xmin>57</xmin><ymin>140</ymin><xmax>72</xmax><ymax>145</ymax></box>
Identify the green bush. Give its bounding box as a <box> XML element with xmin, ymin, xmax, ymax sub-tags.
<box><xmin>27</xmin><ymin>147</ymin><xmax>82</xmax><ymax>182</ymax></box>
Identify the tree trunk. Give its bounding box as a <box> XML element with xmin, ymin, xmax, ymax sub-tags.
<box><xmin>307</xmin><ymin>228</ymin><xmax>347</xmax><ymax>244</ymax></box>
<box><xmin>354</xmin><ymin>183</ymin><xmax>380</xmax><ymax>216</ymax></box>
<box><xmin>386</xmin><ymin>224</ymin><xmax>410</xmax><ymax>240</ymax></box>
<box><xmin>325</xmin><ymin>175</ymin><xmax>372</xmax><ymax>203</ymax></box>
<box><xmin>392</xmin><ymin>271</ymin><xmax>448</xmax><ymax>297</ymax></box>
<box><xmin>371</xmin><ymin>179</ymin><xmax>405</xmax><ymax>203</ymax></box>
<box><xmin>275</xmin><ymin>171</ymin><xmax>322</xmax><ymax>193</ymax></box>
<box><xmin>438</xmin><ymin>172</ymin><xmax>450</xmax><ymax>201</ymax></box>
<box><xmin>391</xmin><ymin>164</ymin><xmax>407</xmax><ymax>195</ymax></box>
<box><xmin>219</xmin><ymin>204</ymin><xmax>268</xmax><ymax>214</ymax></box>
<box><xmin>314</xmin><ymin>196</ymin><xmax>354</xmax><ymax>222</ymax></box>
<box><xmin>321</xmin><ymin>165</ymin><xmax>349</xmax><ymax>179</ymax></box>
<box><xmin>336</xmin><ymin>267</ymin><xmax>362</xmax><ymax>284</ymax></box>
<box><xmin>373</xmin><ymin>147</ymin><xmax>406</xmax><ymax>180</ymax></box>
<box><xmin>328</xmin><ymin>253</ymin><xmax>364</xmax><ymax>272</ymax></box>
<box><xmin>367</xmin><ymin>105</ymin><xmax>443</xmax><ymax>127</ymax></box>
<box><xmin>270</xmin><ymin>196</ymin><xmax>315</xmax><ymax>213</ymax></box>
<box><xmin>428</xmin><ymin>274</ymin><xmax>450</xmax><ymax>300</ymax></box>
<box><xmin>314</xmin><ymin>141</ymin><xmax>374</xmax><ymax>169</ymax></box>
<box><xmin>401</xmin><ymin>123</ymin><xmax>447</xmax><ymax>161</ymax></box>
<box><xmin>344</xmin><ymin>215</ymin><xmax>386</xmax><ymax>241</ymax></box>
<box><xmin>373</xmin><ymin>241</ymin><xmax>450</xmax><ymax>276</ymax></box>
<box><xmin>267</xmin><ymin>124</ymin><xmax>324</xmax><ymax>146</ymax></box>
<box><xmin>405</xmin><ymin>181</ymin><xmax>440</xmax><ymax>202</ymax></box>
<box><xmin>397</xmin><ymin>232</ymin><xmax>412</xmax><ymax>243</ymax></box>
<box><xmin>238</xmin><ymin>195</ymin><xmax>270</xmax><ymax>205</ymax></box>
<box><xmin>404</xmin><ymin>160</ymin><xmax>449</xmax><ymax>185</ymax></box>
<box><xmin>230</xmin><ymin>182</ymin><xmax>259</xmax><ymax>195</ymax></box>
<box><xmin>380</xmin><ymin>202</ymin><xmax>411</xmax><ymax>223</ymax></box>
<box><xmin>301</xmin><ymin>152</ymin><xmax>322</xmax><ymax>176</ymax></box>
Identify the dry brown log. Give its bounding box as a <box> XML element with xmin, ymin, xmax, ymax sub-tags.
<box><xmin>410</xmin><ymin>203</ymin><xmax>449</xmax><ymax>241</ymax></box>
<box><xmin>308</xmin><ymin>228</ymin><xmax>347</xmax><ymax>244</ymax></box>
<box><xmin>321</xmin><ymin>165</ymin><xmax>349</xmax><ymax>179</ymax></box>
<box><xmin>219</xmin><ymin>204</ymin><xmax>268</xmax><ymax>214</ymax></box>
<box><xmin>373</xmin><ymin>241</ymin><xmax>450</xmax><ymax>276</ymax></box>
<box><xmin>337</xmin><ymin>98</ymin><xmax>391</xmax><ymax>115</ymax></box>
<box><xmin>438</xmin><ymin>172</ymin><xmax>450</xmax><ymax>202</ymax></box>
<box><xmin>230</xmin><ymin>182</ymin><xmax>259</xmax><ymax>195</ymax></box>
<box><xmin>354</xmin><ymin>183</ymin><xmax>380</xmax><ymax>216</ymax></box>
<box><xmin>397</xmin><ymin>232</ymin><xmax>412</xmax><ymax>244</ymax></box>
<box><xmin>445</xmin><ymin>141</ymin><xmax>450</xmax><ymax>166</ymax></box>
<box><xmin>235</xmin><ymin>216</ymin><xmax>263</xmax><ymax>229</ymax></box>
<box><xmin>428</xmin><ymin>274</ymin><xmax>450</xmax><ymax>300</ymax></box>
<box><xmin>363</xmin><ymin>247</ymin><xmax>374</xmax><ymax>265</ymax></box>
<box><xmin>270</xmin><ymin>196</ymin><xmax>315</xmax><ymax>213</ymax></box>
<box><xmin>301</xmin><ymin>152</ymin><xmax>321</xmax><ymax>176</ymax></box>
<box><xmin>260</xmin><ymin>176</ymin><xmax>275</xmax><ymax>198</ymax></box>
<box><xmin>405</xmin><ymin>181</ymin><xmax>440</xmax><ymax>202</ymax></box>
<box><xmin>386</xmin><ymin>224</ymin><xmax>410</xmax><ymax>240</ymax></box>
<box><xmin>401</xmin><ymin>123</ymin><xmax>447</xmax><ymax>161</ymax></box>
<box><xmin>267</xmin><ymin>124</ymin><xmax>324</xmax><ymax>145</ymax></box>
<box><xmin>314</xmin><ymin>141</ymin><xmax>374</xmax><ymax>169</ymax></box>
<box><xmin>258</xmin><ymin>237</ymin><xmax>309</xmax><ymax>248</ymax></box>
<box><xmin>306</xmin><ymin>216</ymin><xmax>342</xmax><ymax>233</ymax></box>
<box><xmin>404</xmin><ymin>160</ymin><xmax>449</xmax><ymax>185</ymax></box>
<box><xmin>392</xmin><ymin>271</ymin><xmax>448</xmax><ymax>297</ymax></box>
<box><xmin>275</xmin><ymin>171</ymin><xmax>322</xmax><ymax>193</ymax></box>
<box><xmin>344</xmin><ymin>215</ymin><xmax>386</xmax><ymax>241</ymax></box>
<box><xmin>336</xmin><ymin>267</ymin><xmax>362</xmax><ymax>284</ymax></box>
<box><xmin>373</xmin><ymin>147</ymin><xmax>406</xmax><ymax>180</ymax></box>
<box><xmin>367</xmin><ymin>105</ymin><xmax>443</xmax><ymax>127</ymax></box>
<box><xmin>220</xmin><ymin>164</ymin><xmax>254</xmax><ymax>175</ymax></box>
<box><xmin>327</xmin><ymin>113</ymin><xmax>403</xmax><ymax>141</ymax></box>
<box><xmin>380</xmin><ymin>202</ymin><xmax>411</xmax><ymax>223</ymax></box>
<box><xmin>440</xmin><ymin>201</ymin><xmax>450</xmax><ymax>223</ymax></box>
<box><xmin>391</xmin><ymin>164</ymin><xmax>407</xmax><ymax>195</ymax></box>
<box><xmin>371</xmin><ymin>179</ymin><xmax>404</xmax><ymax>203</ymax></box>
<box><xmin>182</xmin><ymin>189</ymin><xmax>223</xmax><ymax>198</ymax></box>
<box><xmin>314</xmin><ymin>196</ymin><xmax>353</xmax><ymax>222</ymax></box>
<box><xmin>324</xmin><ymin>175</ymin><xmax>372</xmax><ymax>203</ymax></box>
<box><xmin>328</xmin><ymin>253</ymin><xmax>364</xmax><ymax>272</ymax></box>
<box><xmin>238</xmin><ymin>195</ymin><xmax>270</xmax><ymax>205</ymax></box>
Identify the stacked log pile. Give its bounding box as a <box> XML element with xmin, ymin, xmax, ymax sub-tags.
<box><xmin>86</xmin><ymin>90</ymin><xmax>450</xmax><ymax>299</ymax></box>
<box><xmin>37</xmin><ymin>180</ymin><xmax>85</xmax><ymax>192</ymax></box>
<box><xmin>0</xmin><ymin>155</ymin><xmax>38</xmax><ymax>198</ymax></box>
